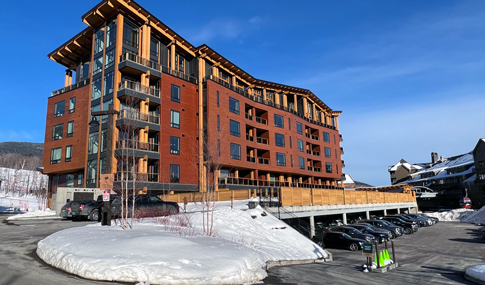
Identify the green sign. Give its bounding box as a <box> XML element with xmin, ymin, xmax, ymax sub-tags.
<box><xmin>362</xmin><ymin>243</ymin><xmax>373</xmax><ymax>257</ymax></box>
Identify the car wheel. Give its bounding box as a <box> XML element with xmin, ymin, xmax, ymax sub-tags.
<box><xmin>405</xmin><ymin>227</ymin><xmax>412</xmax><ymax>235</ymax></box>
<box><xmin>390</xmin><ymin>232</ymin><xmax>396</xmax><ymax>239</ymax></box>
<box><xmin>349</xmin><ymin>243</ymin><xmax>359</xmax><ymax>252</ymax></box>
<box><xmin>89</xmin><ymin>210</ymin><xmax>99</xmax><ymax>221</ymax></box>
<box><xmin>168</xmin><ymin>206</ymin><xmax>178</xmax><ymax>215</ymax></box>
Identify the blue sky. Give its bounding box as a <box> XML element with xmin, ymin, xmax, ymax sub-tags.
<box><xmin>1</xmin><ymin>0</ymin><xmax>484</xmax><ymax>186</ymax></box>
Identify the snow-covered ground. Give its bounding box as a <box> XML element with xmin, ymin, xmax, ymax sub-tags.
<box><xmin>426</xmin><ymin>208</ymin><xmax>475</xmax><ymax>222</ymax></box>
<box><xmin>36</xmin><ymin>200</ymin><xmax>327</xmax><ymax>284</ymax></box>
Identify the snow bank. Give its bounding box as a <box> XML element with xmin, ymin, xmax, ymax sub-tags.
<box><xmin>461</xmin><ymin>206</ymin><xmax>485</xmax><ymax>224</ymax></box>
<box><xmin>426</xmin><ymin>208</ymin><xmax>475</xmax><ymax>222</ymax></box>
<box><xmin>7</xmin><ymin>209</ymin><xmax>56</xmax><ymax>220</ymax></box>
<box><xmin>0</xmin><ymin>195</ymin><xmax>42</xmax><ymax>213</ymax></box>
<box><xmin>37</xmin><ymin>205</ymin><xmax>326</xmax><ymax>284</ymax></box>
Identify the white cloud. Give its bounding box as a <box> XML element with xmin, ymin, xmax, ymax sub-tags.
<box><xmin>0</xmin><ymin>130</ymin><xmax>40</xmax><ymax>143</ymax></box>
<box><xmin>188</xmin><ymin>16</ymin><xmax>264</xmax><ymax>44</ymax></box>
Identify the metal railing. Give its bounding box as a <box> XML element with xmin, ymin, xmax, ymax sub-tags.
<box><xmin>118</xmin><ymin>80</ymin><xmax>160</xmax><ymax>98</ymax></box>
<box><xmin>51</xmin><ymin>78</ymin><xmax>90</xmax><ymax>96</ymax></box>
<box><xmin>255</xmin><ymin>116</ymin><xmax>268</xmax><ymax>125</ymax></box>
<box><xmin>245</xmin><ymin>113</ymin><xmax>253</xmax><ymax>120</ymax></box>
<box><xmin>246</xmin><ymin>134</ymin><xmax>254</xmax><ymax>142</ymax></box>
<box><xmin>114</xmin><ymin>171</ymin><xmax>158</xmax><ymax>182</ymax></box>
<box><xmin>119</xmin><ymin>52</ymin><xmax>160</xmax><ymax>71</ymax></box>
<box><xmin>258</xmin><ymin>157</ymin><xmax>270</xmax><ymax>165</ymax></box>
<box><xmin>312</xmin><ymin>135</ymin><xmax>319</xmax><ymax>141</ymax></box>
<box><xmin>247</xmin><ymin>156</ymin><xmax>256</xmax><ymax>163</ymax></box>
<box><xmin>307</xmin><ymin>166</ymin><xmax>322</xmax><ymax>172</ymax></box>
<box><xmin>307</xmin><ymin>149</ymin><xmax>320</xmax><ymax>156</ymax></box>
<box><xmin>161</xmin><ymin>65</ymin><xmax>198</xmax><ymax>84</ymax></box>
<box><xmin>118</xmin><ymin>109</ymin><xmax>160</xmax><ymax>124</ymax></box>
<box><xmin>218</xmin><ymin>177</ymin><xmax>341</xmax><ymax>189</ymax></box>
<box><xmin>116</xmin><ymin>139</ymin><xmax>159</xmax><ymax>152</ymax></box>
<box><xmin>256</xmin><ymin>137</ymin><xmax>269</xmax><ymax>145</ymax></box>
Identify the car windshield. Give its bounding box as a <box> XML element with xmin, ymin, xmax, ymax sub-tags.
<box><xmin>361</xmin><ymin>226</ymin><xmax>373</xmax><ymax>232</ymax></box>
<box><xmin>381</xmin><ymin>221</ymin><xmax>392</xmax><ymax>226</ymax></box>
<box><xmin>366</xmin><ymin>224</ymin><xmax>378</xmax><ymax>231</ymax></box>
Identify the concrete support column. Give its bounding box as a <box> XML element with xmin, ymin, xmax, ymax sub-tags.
<box><xmin>170</xmin><ymin>43</ymin><xmax>176</xmax><ymax>70</ymax></box>
<box><xmin>310</xmin><ymin>216</ymin><xmax>315</xmax><ymax>238</ymax></box>
<box><xmin>263</xmin><ymin>89</ymin><xmax>267</xmax><ymax>101</ymax></box>
<box><xmin>408</xmin><ymin>207</ymin><xmax>411</xmax><ymax>214</ymax></box>
<box><xmin>366</xmin><ymin>211</ymin><xmax>370</xmax><ymax>219</ymax></box>
<box><xmin>312</xmin><ymin>104</ymin><xmax>316</xmax><ymax>119</ymax></box>
<box><xmin>302</xmin><ymin>97</ymin><xmax>308</xmax><ymax>117</ymax></box>
<box><xmin>397</xmin><ymin>208</ymin><xmax>400</xmax><ymax>214</ymax></box>
<box><xmin>293</xmin><ymin>94</ymin><xmax>298</xmax><ymax>112</ymax></box>
<box><xmin>232</xmin><ymin>76</ymin><xmax>236</xmax><ymax>87</ymax></box>
<box><xmin>335</xmin><ymin>116</ymin><xmax>339</xmax><ymax>131</ymax></box>
<box><xmin>283</xmin><ymin>93</ymin><xmax>288</xmax><ymax>107</ymax></box>
<box><xmin>383</xmin><ymin>209</ymin><xmax>387</xmax><ymax>216</ymax></box>
<box><xmin>64</xmin><ymin>70</ymin><xmax>72</xmax><ymax>87</ymax></box>
<box><xmin>275</xmin><ymin>93</ymin><xmax>281</xmax><ymax>106</ymax></box>
<box><xmin>235</xmin><ymin>170</ymin><xmax>239</xmax><ymax>178</ymax></box>
<box><xmin>342</xmin><ymin>212</ymin><xmax>347</xmax><ymax>225</ymax></box>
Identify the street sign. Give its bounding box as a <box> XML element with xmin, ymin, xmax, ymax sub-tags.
<box><xmin>103</xmin><ymin>190</ymin><xmax>110</xmax><ymax>202</ymax></box>
<box><xmin>362</xmin><ymin>243</ymin><xmax>373</xmax><ymax>257</ymax></box>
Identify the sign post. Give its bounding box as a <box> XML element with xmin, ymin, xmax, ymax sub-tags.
<box><xmin>100</xmin><ymin>174</ymin><xmax>113</xmax><ymax>226</ymax></box>
<box><xmin>362</xmin><ymin>242</ymin><xmax>373</xmax><ymax>271</ymax></box>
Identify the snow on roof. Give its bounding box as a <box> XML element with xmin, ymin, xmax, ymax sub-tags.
<box><xmin>343</xmin><ymin>174</ymin><xmax>354</xmax><ymax>184</ymax></box>
<box><xmin>404</xmin><ymin>153</ymin><xmax>474</xmax><ymax>183</ymax></box>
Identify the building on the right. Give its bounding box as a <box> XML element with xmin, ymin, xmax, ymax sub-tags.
<box><xmin>390</xmin><ymin>138</ymin><xmax>485</xmax><ymax>210</ymax></box>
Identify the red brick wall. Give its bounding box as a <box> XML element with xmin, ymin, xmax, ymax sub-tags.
<box><xmin>205</xmin><ymin>80</ymin><xmax>342</xmax><ymax>182</ymax></box>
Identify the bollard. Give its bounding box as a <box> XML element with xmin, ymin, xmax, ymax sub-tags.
<box><xmin>375</xmin><ymin>241</ymin><xmax>380</xmax><ymax>268</ymax></box>
<box><xmin>391</xmin><ymin>240</ymin><xmax>396</xmax><ymax>263</ymax></box>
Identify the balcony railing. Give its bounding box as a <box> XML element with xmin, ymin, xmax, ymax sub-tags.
<box><xmin>114</xmin><ymin>171</ymin><xmax>159</xmax><ymax>182</ymax></box>
<box><xmin>118</xmin><ymin>109</ymin><xmax>160</xmax><ymax>124</ymax></box>
<box><xmin>340</xmin><ymin>147</ymin><xmax>344</xmax><ymax>155</ymax></box>
<box><xmin>246</xmin><ymin>134</ymin><xmax>254</xmax><ymax>142</ymax></box>
<box><xmin>51</xmin><ymin>78</ymin><xmax>90</xmax><ymax>96</ymax></box>
<box><xmin>245</xmin><ymin>113</ymin><xmax>253</xmax><ymax>120</ymax></box>
<box><xmin>340</xmin><ymin>134</ymin><xmax>343</xmax><ymax>142</ymax></box>
<box><xmin>256</xmin><ymin>137</ymin><xmax>269</xmax><ymax>145</ymax></box>
<box><xmin>305</xmin><ymin>133</ymin><xmax>311</xmax><ymax>138</ymax></box>
<box><xmin>247</xmin><ymin>156</ymin><xmax>256</xmax><ymax>163</ymax></box>
<box><xmin>118</xmin><ymin>80</ymin><xmax>160</xmax><ymax>98</ymax></box>
<box><xmin>255</xmin><ymin>116</ymin><xmax>268</xmax><ymax>125</ymax></box>
<box><xmin>258</xmin><ymin>157</ymin><xmax>270</xmax><ymax>165</ymax></box>
<box><xmin>341</xmin><ymin>160</ymin><xmax>345</xmax><ymax>167</ymax></box>
<box><xmin>308</xmin><ymin>166</ymin><xmax>322</xmax><ymax>172</ymax></box>
<box><xmin>119</xmin><ymin>52</ymin><xmax>160</xmax><ymax>71</ymax></box>
<box><xmin>116</xmin><ymin>139</ymin><xmax>159</xmax><ymax>152</ymax></box>
<box><xmin>219</xmin><ymin>177</ymin><xmax>341</xmax><ymax>189</ymax></box>
<box><xmin>204</xmin><ymin>74</ymin><xmax>338</xmax><ymax>130</ymax></box>
<box><xmin>161</xmin><ymin>65</ymin><xmax>198</xmax><ymax>84</ymax></box>
<box><xmin>312</xmin><ymin>135</ymin><xmax>319</xmax><ymax>141</ymax></box>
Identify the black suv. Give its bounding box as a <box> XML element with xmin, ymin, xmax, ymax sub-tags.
<box><xmin>328</xmin><ymin>226</ymin><xmax>376</xmax><ymax>244</ymax></box>
<box><xmin>346</xmin><ymin>224</ymin><xmax>391</xmax><ymax>243</ymax></box>
<box><xmin>110</xmin><ymin>194</ymin><xmax>179</xmax><ymax>217</ymax></box>
<box><xmin>322</xmin><ymin>232</ymin><xmax>366</xmax><ymax>251</ymax></box>
<box><xmin>380</xmin><ymin>216</ymin><xmax>418</xmax><ymax>234</ymax></box>
<box><xmin>358</xmin><ymin>220</ymin><xmax>403</xmax><ymax>238</ymax></box>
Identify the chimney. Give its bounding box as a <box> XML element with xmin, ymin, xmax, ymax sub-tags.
<box><xmin>431</xmin><ymin>152</ymin><xmax>438</xmax><ymax>164</ymax></box>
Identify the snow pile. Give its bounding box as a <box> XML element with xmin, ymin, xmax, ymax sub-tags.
<box><xmin>7</xmin><ymin>209</ymin><xmax>57</xmax><ymax>220</ymax></box>
<box><xmin>461</xmin><ymin>206</ymin><xmax>485</xmax><ymax>224</ymax></box>
<box><xmin>426</xmin><ymin>208</ymin><xmax>475</xmax><ymax>222</ymax></box>
<box><xmin>37</xmin><ymin>204</ymin><xmax>326</xmax><ymax>284</ymax></box>
<box><xmin>466</xmin><ymin>265</ymin><xmax>485</xmax><ymax>281</ymax></box>
<box><xmin>0</xmin><ymin>194</ymin><xmax>42</xmax><ymax>213</ymax></box>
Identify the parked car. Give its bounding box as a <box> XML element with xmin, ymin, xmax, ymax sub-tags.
<box><xmin>389</xmin><ymin>214</ymin><xmax>428</xmax><ymax>227</ymax></box>
<box><xmin>346</xmin><ymin>224</ymin><xmax>390</xmax><ymax>243</ymax></box>
<box><xmin>328</xmin><ymin>226</ymin><xmax>376</xmax><ymax>244</ymax></box>
<box><xmin>70</xmin><ymin>195</ymin><xmax>119</xmax><ymax>221</ymax></box>
<box><xmin>322</xmin><ymin>232</ymin><xmax>366</xmax><ymax>251</ymax></box>
<box><xmin>358</xmin><ymin>220</ymin><xmax>403</xmax><ymax>238</ymax></box>
<box><xmin>110</xmin><ymin>194</ymin><xmax>180</xmax><ymax>217</ymax></box>
<box><xmin>406</xmin><ymin>213</ymin><xmax>434</xmax><ymax>226</ymax></box>
<box><xmin>481</xmin><ymin>228</ymin><xmax>485</xmax><ymax>240</ymax></box>
<box><xmin>380</xmin><ymin>216</ymin><xmax>418</xmax><ymax>234</ymax></box>
<box><xmin>59</xmin><ymin>201</ymin><xmax>73</xmax><ymax>219</ymax></box>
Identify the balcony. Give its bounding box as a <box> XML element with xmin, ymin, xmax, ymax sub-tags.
<box><xmin>117</xmin><ymin>109</ymin><xmax>161</xmax><ymax>132</ymax></box>
<box><xmin>115</xmin><ymin>139</ymin><xmax>160</xmax><ymax>159</ymax></box>
<box><xmin>341</xmin><ymin>160</ymin><xmax>345</xmax><ymax>168</ymax></box>
<box><xmin>245</xmin><ymin>113</ymin><xmax>253</xmax><ymax>121</ymax></box>
<box><xmin>340</xmin><ymin>134</ymin><xmax>343</xmax><ymax>142</ymax></box>
<box><xmin>51</xmin><ymin>78</ymin><xmax>90</xmax><ymax>97</ymax></box>
<box><xmin>340</xmin><ymin>147</ymin><xmax>344</xmax><ymax>155</ymax></box>
<box><xmin>118</xmin><ymin>52</ymin><xmax>161</xmax><ymax>79</ymax></box>
<box><xmin>117</xmin><ymin>80</ymin><xmax>161</xmax><ymax>105</ymax></box>
<box><xmin>247</xmin><ymin>156</ymin><xmax>256</xmax><ymax>163</ymax></box>
<box><xmin>114</xmin><ymin>171</ymin><xmax>159</xmax><ymax>182</ymax></box>
<box><xmin>312</xmin><ymin>135</ymin><xmax>319</xmax><ymax>141</ymax></box>
<box><xmin>218</xmin><ymin>177</ymin><xmax>342</xmax><ymax>189</ymax></box>
<box><xmin>161</xmin><ymin>65</ymin><xmax>197</xmax><ymax>85</ymax></box>
<box><xmin>256</xmin><ymin>137</ymin><xmax>269</xmax><ymax>145</ymax></box>
<box><xmin>307</xmin><ymin>166</ymin><xmax>322</xmax><ymax>172</ymax></box>
<box><xmin>246</xmin><ymin>134</ymin><xmax>254</xmax><ymax>142</ymax></box>
<box><xmin>257</xmin><ymin>157</ymin><xmax>270</xmax><ymax>165</ymax></box>
<box><xmin>255</xmin><ymin>116</ymin><xmax>268</xmax><ymax>125</ymax></box>
<box><xmin>306</xmin><ymin>149</ymin><xmax>320</xmax><ymax>156</ymax></box>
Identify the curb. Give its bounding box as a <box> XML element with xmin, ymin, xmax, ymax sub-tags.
<box><xmin>6</xmin><ymin>215</ymin><xmax>62</xmax><ymax>221</ymax></box>
<box><xmin>265</xmin><ymin>250</ymin><xmax>332</xmax><ymax>270</ymax></box>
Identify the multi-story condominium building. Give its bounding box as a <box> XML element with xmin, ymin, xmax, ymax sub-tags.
<box><xmin>43</xmin><ymin>0</ymin><xmax>344</xmax><ymax>198</ymax></box>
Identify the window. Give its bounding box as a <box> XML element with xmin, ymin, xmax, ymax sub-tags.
<box><xmin>297</xmin><ymin>122</ymin><xmax>302</xmax><ymax>134</ymax></box>
<box><xmin>325</xmin><ymin>147</ymin><xmax>331</xmax><ymax>158</ymax></box>
<box><xmin>298</xmin><ymin>139</ymin><xmax>304</xmax><ymax>152</ymax></box>
<box><xmin>103</xmin><ymin>71</ymin><xmax>114</xmax><ymax>95</ymax></box>
<box><xmin>299</xmin><ymin>157</ymin><xmax>305</xmax><ymax>169</ymax></box>
<box><xmin>170</xmin><ymin>164</ymin><xmax>180</xmax><ymax>183</ymax></box>
<box><xmin>336</xmin><ymin>163</ymin><xmax>339</xmax><ymax>174</ymax></box>
<box><xmin>217</xmin><ymin>91</ymin><xmax>219</xmax><ymax>107</ymax></box>
<box><xmin>276</xmin><ymin>153</ymin><xmax>286</xmax><ymax>166</ymax></box>
<box><xmin>171</xmin><ymin>84</ymin><xmax>180</xmax><ymax>102</ymax></box>
<box><xmin>230</xmin><ymin>120</ymin><xmax>240</xmax><ymax>137</ymax></box>
<box><xmin>289</xmin><ymin>136</ymin><xmax>292</xmax><ymax>148</ymax></box>
<box><xmin>171</xmin><ymin>110</ymin><xmax>180</xmax><ymax>128</ymax></box>
<box><xmin>275</xmin><ymin>133</ymin><xmax>285</xmax><ymax>147</ymax></box>
<box><xmin>66</xmin><ymin>121</ymin><xmax>74</xmax><ymax>137</ymax></box>
<box><xmin>77</xmin><ymin>174</ymin><xmax>83</xmax><ymax>188</ymax></box>
<box><xmin>288</xmin><ymin>118</ymin><xmax>291</xmax><ymax>130</ymax></box>
<box><xmin>290</xmin><ymin>155</ymin><xmax>293</xmax><ymax>167</ymax></box>
<box><xmin>100</xmin><ymin>157</ymin><xmax>107</xmax><ymax>174</ymax></box>
<box><xmin>87</xmin><ymin>159</ymin><xmax>97</xmax><ymax>185</ymax></box>
<box><xmin>94</xmin><ymin>29</ymin><xmax>104</xmax><ymax>53</ymax></box>
<box><xmin>93</xmin><ymin>55</ymin><xmax>103</xmax><ymax>75</ymax></box>
<box><xmin>229</xmin><ymin>97</ymin><xmax>239</xmax><ymax>114</ymax></box>
<box><xmin>326</xmin><ymin>162</ymin><xmax>332</xmax><ymax>173</ymax></box>
<box><xmin>52</xmin><ymin>124</ymin><xmax>63</xmax><ymax>140</ymax></box>
<box><xmin>274</xmin><ymin>114</ymin><xmax>284</xmax><ymax>128</ymax></box>
<box><xmin>102</xmin><ymin>99</ymin><xmax>113</xmax><ymax>123</ymax></box>
<box><xmin>66</xmin><ymin>174</ymin><xmax>74</xmax><ymax>187</ymax></box>
<box><xmin>69</xmin><ymin>97</ymin><xmax>76</xmax><ymax>113</ymax></box>
<box><xmin>54</xmin><ymin>101</ymin><xmax>65</xmax><ymax>117</ymax></box>
<box><xmin>323</xmin><ymin>132</ymin><xmax>330</xmax><ymax>143</ymax></box>
<box><xmin>106</xmin><ymin>21</ymin><xmax>116</xmax><ymax>48</ymax></box>
<box><xmin>170</xmin><ymin>136</ymin><xmax>180</xmax><ymax>154</ymax></box>
<box><xmin>230</xmin><ymin>143</ymin><xmax>241</xmax><ymax>160</ymax></box>
<box><xmin>105</xmin><ymin>50</ymin><xmax>115</xmax><ymax>69</ymax></box>
<box><xmin>65</xmin><ymin>145</ymin><xmax>73</xmax><ymax>162</ymax></box>
<box><xmin>50</xmin><ymin>147</ymin><xmax>62</xmax><ymax>164</ymax></box>
<box><xmin>217</xmin><ymin>115</ymin><xmax>220</xmax><ymax>131</ymax></box>
<box><xmin>88</xmin><ymin>132</ymin><xmax>99</xmax><ymax>155</ymax></box>
<box><xmin>218</xmin><ymin>139</ymin><xmax>221</xmax><ymax>156</ymax></box>
<box><xmin>101</xmin><ymin>129</ymin><xmax>107</xmax><ymax>153</ymax></box>
<box><xmin>92</xmin><ymin>78</ymin><xmax>102</xmax><ymax>100</ymax></box>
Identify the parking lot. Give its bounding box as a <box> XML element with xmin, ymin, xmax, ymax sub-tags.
<box><xmin>264</xmin><ymin>222</ymin><xmax>485</xmax><ymax>284</ymax></box>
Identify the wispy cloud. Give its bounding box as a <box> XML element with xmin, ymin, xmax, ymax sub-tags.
<box><xmin>188</xmin><ymin>16</ymin><xmax>265</xmax><ymax>44</ymax></box>
<box><xmin>0</xmin><ymin>130</ymin><xmax>41</xmax><ymax>143</ymax></box>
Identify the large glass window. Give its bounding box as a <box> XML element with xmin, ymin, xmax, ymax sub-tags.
<box><xmin>298</xmin><ymin>139</ymin><xmax>304</xmax><ymax>152</ymax></box>
<box><xmin>230</xmin><ymin>143</ymin><xmax>241</xmax><ymax>160</ymax></box>
<box><xmin>103</xmin><ymin>71</ymin><xmax>114</xmax><ymax>95</ymax></box>
<box><xmin>123</xmin><ymin>20</ymin><xmax>139</xmax><ymax>48</ymax></box>
<box><xmin>77</xmin><ymin>174</ymin><xmax>83</xmax><ymax>188</ymax></box>
<box><xmin>100</xmin><ymin>157</ymin><xmax>107</xmax><ymax>175</ymax></box>
<box><xmin>105</xmin><ymin>50</ymin><xmax>115</xmax><ymax>69</ymax></box>
<box><xmin>50</xmin><ymin>147</ymin><xmax>62</xmax><ymax>164</ymax></box>
<box><xmin>87</xmin><ymin>159</ymin><xmax>97</xmax><ymax>185</ymax></box>
<box><xmin>94</xmin><ymin>29</ymin><xmax>104</xmax><ymax>53</ymax></box>
<box><xmin>325</xmin><ymin>147</ymin><xmax>331</xmax><ymax>158</ymax></box>
<box><xmin>171</xmin><ymin>110</ymin><xmax>180</xmax><ymax>128</ymax></box>
<box><xmin>326</xmin><ymin>162</ymin><xmax>332</xmax><ymax>173</ymax></box>
<box><xmin>52</xmin><ymin>124</ymin><xmax>63</xmax><ymax>140</ymax></box>
<box><xmin>150</xmin><ymin>37</ymin><xmax>159</xmax><ymax>59</ymax></box>
<box><xmin>230</xmin><ymin>120</ymin><xmax>240</xmax><ymax>137</ymax></box>
<box><xmin>299</xmin><ymin>157</ymin><xmax>305</xmax><ymax>169</ymax></box>
<box><xmin>93</xmin><ymin>55</ymin><xmax>103</xmax><ymax>75</ymax></box>
<box><xmin>275</xmin><ymin>133</ymin><xmax>285</xmax><ymax>147</ymax></box>
<box><xmin>106</xmin><ymin>22</ymin><xmax>116</xmax><ymax>48</ymax></box>
<box><xmin>297</xmin><ymin>122</ymin><xmax>302</xmax><ymax>134</ymax></box>
<box><xmin>323</xmin><ymin>132</ymin><xmax>330</xmax><ymax>143</ymax></box>
<box><xmin>276</xmin><ymin>153</ymin><xmax>286</xmax><ymax>166</ymax></box>
<box><xmin>229</xmin><ymin>97</ymin><xmax>239</xmax><ymax>114</ymax></box>
<box><xmin>67</xmin><ymin>121</ymin><xmax>74</xmax><ymax>137</ymax></box>
<box><xmin>171</xmin><ymin>84</ymin><xmax>180</xmax><ymax>102</ymax></box>
<box><xmin>69</xmin><ymin>97</ymin><xmax>76</xmax><ymax>113</ymax></box>
<box><xmin>88</xmin><ymin>132</ymin><xmax>99</xmax><ymax>155</ymax></box>
<box><xmin>54</xmin><ymin>101</ymin><xmax>65</xmax><ymax>117</ymax></box>
<box><xmin>170</xmin><ymin>164</ymin><xmax>180</xmax><ymax>183</ymax></box>
<box><xmin>102</xmin><ymin>99</ymin><xmax>113</xmax><ymax>123</ymax></box>
<box><xmin>66</xmin><ymin>174</ymin><xmax>74</xmax><ymax>187</ymax></box>
<box><xmin>170</xmin><ymin>136</ymin><xmax>180</xmax><ymax>154</ymax></box>
<box><xmin>92</xmin><ymin>78</ymin><xmax>102</xmax><ymax>100</ymax></box>
<box><xmin>65</xmin><ymin>145</ymin><xmax>72</xmax><ymax>162</ymax></box>
<box><xmin>101</xmin><ymin>129</ymin><xmax>107</xmax><ymax>153</ymax></box>
<box><xmin>274</xmin><ymin>114</ymin><xmax>284</xmax><ymax>128</ymax></box>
